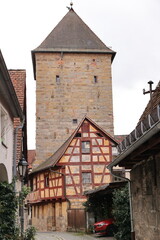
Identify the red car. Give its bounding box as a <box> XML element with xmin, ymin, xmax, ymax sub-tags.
<box><xmin>93</xmin><ymin>218</ymin><xmax>116</xmax><ymax>236</ymax></box>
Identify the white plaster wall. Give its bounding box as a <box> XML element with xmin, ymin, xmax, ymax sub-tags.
<box><xmin>0</xmin><ymin>104</ymin><xmax>14</xmax><ymax>183</ymax></box>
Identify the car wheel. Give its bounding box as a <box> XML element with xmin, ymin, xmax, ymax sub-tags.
<box><xmin>106</xmin><ymin>224</ymin><xmax>116</xmax><ymax>236</ymax></box>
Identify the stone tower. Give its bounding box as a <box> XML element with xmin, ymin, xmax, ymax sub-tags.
<box><xmin>32</xmin><ymin>8</ymin><xmax>116</xmax><ymax>167</ymax></box>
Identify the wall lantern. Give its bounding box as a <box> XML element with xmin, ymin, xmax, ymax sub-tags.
<box><xmin>18</xmin><ymin>155</ymin><xmax>28</xmax><ymax>178</ymax></box>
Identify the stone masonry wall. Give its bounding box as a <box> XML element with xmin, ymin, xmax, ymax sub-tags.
<box><xmin>35</xmin><ymin>52</ymin><xmax>114</xmax><ymax>167</ymax></box>
<box><xmin>131</xmin><ymin>153</ymin><xmax>160</xmax><ymax>240</ymax></box>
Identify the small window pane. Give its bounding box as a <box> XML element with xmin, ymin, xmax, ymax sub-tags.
<box><xmin>82</xmin><ymin>172</ymin><xmax>92</xmax><ymax>184</ymax></box>
<box><xmin>82</xmin><ymin>141</ymin><xmax>90</xmax><ymax>153</ymax></box>
<box><xmin>45</xmin><ymin>176</ymin><xmax>49</xmax><ymax>187</ymax></box>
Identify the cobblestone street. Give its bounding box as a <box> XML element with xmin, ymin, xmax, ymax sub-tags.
<box><xmin>35</xmin><ymin>232</ymin><xmax>115</xmax><ymax>240</ymax></box>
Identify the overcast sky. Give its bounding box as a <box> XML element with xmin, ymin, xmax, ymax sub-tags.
<box><xmin>0</xmin><ymin>0</ymin><xmax>160</xmax><ymax>149</ymax></box>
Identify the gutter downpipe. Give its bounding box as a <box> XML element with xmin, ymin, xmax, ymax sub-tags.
<box><xmin>107</xmin><ymin>165</ymin><xmax>135</xmax><ymax>240</ymax></box>
<box><xmin>13</xmin><ymin>116</ymin><xmax>25</xmax><ymax>190</ymax></box>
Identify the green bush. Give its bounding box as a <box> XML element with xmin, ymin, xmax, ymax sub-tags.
<box><xmin>24</xmin><ymin>226</ymin><xmax>36</xmax><ymax>240</ymax></box>
<box><xmin>0</xmin><ymin>181</ymin><xmax>19</xmax><ymax>240</ymax></box>
<box><xmin>83</xmin><ymin>194</ymin><xmax>112</xmax><ymax>221</ymax></box>
<box><xmin>112</xmin><ymin>184</ymin><xmax>131</xmax><ymax>240</ymax></box>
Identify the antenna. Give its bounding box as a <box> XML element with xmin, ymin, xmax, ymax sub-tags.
<box><xmin>143</xmin><ymin>81</ymin><xmax>155</xmax><ymax>99</ymax></box>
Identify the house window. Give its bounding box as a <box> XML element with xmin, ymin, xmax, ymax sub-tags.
<box><xmin>45</xmin><ymin>175</ymin><xmax>49</xmax><ymax>187</ymax></box>
<box><xmin>96</xmin><ymin>132</ymin><xmax>103</xmax><ymax>137</ymax></box>
<box><xmin>35</xmin><ymin>177</ymin><xmax>38</xmax><ymax>190</ymax></box>
<box><xmin>75</xmin><ymin>133</ymin><xmax>81</xmax><ymax>138</ymax></box>
<box><xmin>82</xmin><ymin>172</ymin><xmax>92</xmax><ymax>184</ymax></box>
<box><xmin>1</xmin><ymin>108</ymin><xmax>7</xmax><ymax>146</ymax></box>
<box><xmin>56</xmin><ymin>75</ymin><xmax>60</xmax><ymax>84</ymax></box>
<box><xmin>82</xmin><ymin>141</ymin><xmax>90</xmax><ymax>153</ymax></box>
<box><xmin>94</xmin><ymin>76</ymin><xmax>98</xmax><ymax>83</ymax></box>
<box><xmin>30</xmin><ymin>178</ymin><xmax>33</xmax><ymax>191</ymax></box>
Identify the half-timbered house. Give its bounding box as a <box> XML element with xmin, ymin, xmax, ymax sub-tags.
<box><xmin>28</xmin><ymin>117</ymin><xmax>118</xmax><ymax>231</ymax></box>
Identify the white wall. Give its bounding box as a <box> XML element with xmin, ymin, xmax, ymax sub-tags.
<box><xmin>0</xmin><ymin>104</ymin><xmax>14</xmax><ymax>183</ymax></box>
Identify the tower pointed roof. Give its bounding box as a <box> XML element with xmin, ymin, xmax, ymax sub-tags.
<box><xmin>34</xmin><ymin>8</ymin><xmax>115</xmax><ymax>54</ymax></box>
<box><xmin>32</xmin><ymin>8</ymin><xmax>116</xmax><ymax>78</ymax></box>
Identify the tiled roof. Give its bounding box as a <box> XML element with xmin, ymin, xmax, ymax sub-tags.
<box><xmin>9</xmin><ymin>70</ymin><xmax>26</xmax><ymax>111</ymax></box>
<box><xmin>33</xmin><ymin>9</ymin><xmax>115</xmax><ymax>56</ymax></box>
<box><xmin>108</xmin><ymin>81</ymin><xmax>160</xmax><ymax>169</ymax></box>
<box><xmin>9</xmin><ymin>70</ymin><xmax>27</xmax><ymax>165</ymax></box>
<box><xmin>114</xmin><ymin>135</ymin><xmax>127</xmax><ymax>143</ymax></box>
<box><xmin>30</xmin><ymin>116</ymin><xmax>118</xmax><ymax>175</ymax></box>
<box><xmin>28</xmin><ymin>150</ymin><xmax>36</xmax><ymax>169</ymax></box>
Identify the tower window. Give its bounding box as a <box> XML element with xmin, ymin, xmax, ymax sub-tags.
<box><xmin>56</xmin><ymin>75</ymin><xmax>60</xmax><ymax>84</ymax></box>
<box><xmin>94</xmin><ymin>76</ymin><xmax>98</xmax><ymax>83</ymax></box>
<box><xmin>72</xmin><ymin>119</ymin><xmax>78</xmax><ymax>124</ymax></box>
<box><xmin>82</xmin><ymin>141</ymin><xmax>90</xmax><ymax>153</ymax></box>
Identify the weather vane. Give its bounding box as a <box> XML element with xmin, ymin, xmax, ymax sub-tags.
<box><xmin>67</xmin><ymin>1</ymin><xmax>73</xmax><ymax>10</ymax></box>
<box><xmin>143</xmin><ymin>81</ymin><xmax>155</xmax><ymax>99</ymax></box>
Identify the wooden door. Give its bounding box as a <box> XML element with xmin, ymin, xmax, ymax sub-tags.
<box><xmin>67</xmin><ymin>209</ymin><xmax>86</xmax><ymax>232</ymax></box>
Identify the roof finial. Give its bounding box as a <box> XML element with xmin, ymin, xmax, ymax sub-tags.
<box><xmin>70</xmin><ymin>1</ymin><xmax>73</xmax><ymax>8</ymax></box>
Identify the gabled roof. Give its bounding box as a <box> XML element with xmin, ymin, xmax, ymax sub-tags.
<box><xmin>32</xmin><ymin>8</ymin><xmax>116</xmax><ymax>79</ymax></box>
<box><xmin>30</xmin><ymin>116</ymin><xmax>118</xmax><ymax>175</ymax></box>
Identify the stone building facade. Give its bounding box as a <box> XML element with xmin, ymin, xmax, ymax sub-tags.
<box><xmin>131</xmin><ymin>152</ymin><xmax>160</xmax><ymax>240</ymax></box>
<box><xmin>32</xmin><ymin>8</ymin><xmax>116</xmax><ymax>167</ymax></box>
<box><xmin>108</xmin><ymin>82</ymin><xmax>160</xmax><ymax>240</ymax></box>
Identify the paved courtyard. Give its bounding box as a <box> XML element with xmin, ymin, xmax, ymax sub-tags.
<box><xmin>35</xmin><ymin>232</ymin><xmax>115</xmax><ymax>240</ymax></box>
